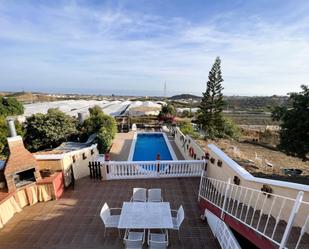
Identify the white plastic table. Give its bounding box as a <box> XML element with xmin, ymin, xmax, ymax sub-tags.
<box><xmin>118</xmin><ymin>202</ymin><xmax>173</xmax><ymax>229</ymax></box>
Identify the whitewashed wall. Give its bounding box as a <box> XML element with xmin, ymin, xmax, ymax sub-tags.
<box><xmin>72</xmin><ymin>145</ymin><xmax>99</xmax><ymax>179</ymax></box>
<box><xmin>206</xmin><ymin>144</ymin><xmax>309</xmax><ymax>227</ymax></box>
<box><xmin>174</xmin><ymin>127</ymin><xmax>205</xmax><ymax>160</ymax></box>
<box><xmin>173</xmin><ymin>126</ymin><xmax>309</xmax><ymax>227</ymax></box>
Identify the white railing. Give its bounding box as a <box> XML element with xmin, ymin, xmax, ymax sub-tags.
<box><xmin>103</xmin><ymin>160</ymin><xmax>206</xmax><ymax>180</ymax></box>
<box><xmin>198</xmin><ymin>174</ymin><xmax>309</xmax><ymax>249</ymax></box>
<box><xmin>205</xmin><ymin>209</ymin><xmax>241</xmax><ymax>249</ymax></box>
<box><xmin>292</xmin><ymin>202</ymin><xmax>309</xmax><ymax>249</ymax></box>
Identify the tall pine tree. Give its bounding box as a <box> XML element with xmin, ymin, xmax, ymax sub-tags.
<box><xmin>198</xmin><ymin>56</ymin><xmax>225</xmax><ymax>138</ymax></box>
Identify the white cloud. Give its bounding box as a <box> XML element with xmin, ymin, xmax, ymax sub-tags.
<box><xmin>0</xmin><ymin>1</ymin><xmax>308</xmax><ymax>96</ymax></box>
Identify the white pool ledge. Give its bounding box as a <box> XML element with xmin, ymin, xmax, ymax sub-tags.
<box><xmin>127</xmin><ymin>132</ymin><xmax>177</xmax><ymax>161</ymax></box>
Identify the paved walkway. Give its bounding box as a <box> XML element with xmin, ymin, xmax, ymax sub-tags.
<box><xmin>167</xmin><ymin>135</ymin><xmax>185</xmax><ymax>160</ymax></box>
<box><xmin>0</xmin><ymin>177</ymin><xmax>219</xmax><ymax>249</ymax></box>
<box><xmin>109</xmin><ymin>132</ymin><xmax>134</xmax><ymax>161</ymax></box>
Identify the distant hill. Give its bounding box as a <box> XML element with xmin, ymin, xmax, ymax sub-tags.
<box><xmin>169</xmin><ymin>94</ymin><xmax>202</xmax><ymax>100</ymax></box>
<box><xmin>4</xmin><ymin>92</ymin><xmax>56</xmax><ymax>103</ymax></box>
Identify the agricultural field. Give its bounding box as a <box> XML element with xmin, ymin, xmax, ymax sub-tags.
<box><xmin>223</xmin><ymin>111</ymin><xmax>278</xmax><ymax>125</ymax></box>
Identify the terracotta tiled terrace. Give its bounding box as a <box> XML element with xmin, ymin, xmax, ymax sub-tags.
<box><xmin>0</xmin><ymin>177</ymin><xmax>219</xmax><ymax>249</ymax></box>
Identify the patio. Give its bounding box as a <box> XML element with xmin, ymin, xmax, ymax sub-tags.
<box><xmin>0</xmin><ymin>177</ymin><xmax>219</xmax><ymax>249</ymax></box>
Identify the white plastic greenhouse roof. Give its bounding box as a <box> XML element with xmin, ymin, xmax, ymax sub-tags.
<box><xmin>23</xmin><ymin>100</ymin><xmax>164</xmax><ymax>118</ymax></box>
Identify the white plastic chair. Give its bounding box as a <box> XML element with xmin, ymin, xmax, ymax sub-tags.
<box><xmin>124</xmin><ymin>229</ymin><xmax>145</xmax><ymax>249</ymax></box>
<box><xmin>148</xmin><ymin>188</ymin><xmax>163</xmax><ymax>202</ymax></box>
<box><xmin>148</xmin><ymin>229</ymin><xmax>168</xmax><ymax>249</ymax></box>
<box><xmin>171</xmin><ymin>205</ymin><xmax>184</xmax><ymax>240</ymax></box>
<box><xmin>100</xmin><ymin>202</ymin><xmax>121</xmax><ymax>237</ymax></box>
<box><xmin>131</xmin><ymin>188</ymin><xmax>147</xmax><ymax>202</ymax></box>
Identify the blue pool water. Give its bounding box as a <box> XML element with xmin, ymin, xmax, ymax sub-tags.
<box><xmin>133</xmin><ymin>133</ymin><xmax>173</xmax><ymax>161</ymax></box>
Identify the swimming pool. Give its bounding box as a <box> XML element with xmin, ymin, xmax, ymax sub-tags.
<box><xmin>129</xmin><ymin>133</ymin><xmax>176</xmax><ymax>161</ymax></box>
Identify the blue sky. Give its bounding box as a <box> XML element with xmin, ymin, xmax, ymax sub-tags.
<box><xmin>0</xmin><ymin>0</ymin><xmax>308</xmax><ymax>96</ymax></box>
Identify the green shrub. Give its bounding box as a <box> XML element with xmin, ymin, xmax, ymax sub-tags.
<box><xmin>0</xmin><ymin>97</ymin><xmax>24</xmax><ymax>116</ymax></box>
<box><xmin>82</xmin><ymin>106</ymin><xmax>117</xmax><ymax>153</ymax></box>
<box><xmin>221</xmin><ymin>117</ymin><xmax>242</xmax><ymax>139</ymax></box>
<box><xmin>179</xmin><ymin>120</ymin><xmax>200</xmax><ymax>139</ymax></box>
<box><xmin>24</xmin><ymin>108</ymin><xmax>77</xmax><ymax>151</ymax></box>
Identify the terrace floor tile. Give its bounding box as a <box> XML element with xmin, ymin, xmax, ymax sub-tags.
<box><xmin>0</xmin><ymin>177</ymin><xmax>219</xmax><ymax>249</ymax></box>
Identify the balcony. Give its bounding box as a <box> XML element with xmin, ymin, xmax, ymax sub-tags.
<box><xmin>0</xmin><ymin>177</ymin><xmax>219</xmax><ymax>249</ymax></box>
<box><xmin>198</xmin><ymin>174</ymin><xmax>309</xmax><ymax>249</ymax></box>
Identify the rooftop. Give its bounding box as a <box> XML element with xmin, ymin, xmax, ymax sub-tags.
<box><xmin>0</xmin><ymin>177</ymin><xmax>219</xmax><ymax>249</ymax></box>
<box><xmin>34</xmin><ymin>142</ymin><xmax>97</xmax><ymax>157</ymax></box>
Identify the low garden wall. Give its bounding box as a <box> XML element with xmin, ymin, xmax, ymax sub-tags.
<box><xmin>173</xmin><ymin>127</ymin><xmax>309</xmax><ymax>227</ymax></box>
<box><xmin>0</xmin><ymin>172</ymin><xmax>63</xmax><ymax>229</ymax></box>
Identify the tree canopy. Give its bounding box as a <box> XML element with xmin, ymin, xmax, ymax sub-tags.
<box><xmin>82</xmin><ymin>106</ymin><xmax>117</xmax><ymax>153</ymax></box>
<box><xmin>24</xmin><ymin>108</ymin><xmax>77</xmax><ymax>151</ymax></box>
<box><xmin>158</xmin><ymin>104</ymin><xmax>176</xmax><ymax>123</ymax></box>
<box><xmin>178</xmin><ymin>120</ymin><xmax>199</xmax><ymax>139</ymax></box>
<box><xmin>221</xmin><ymin>117</ymin><xmax>242</xmax><ymax>139</ymax></box>
<box><xmin>0</xmin><ymin>97</ymin><xmax>24</xmax><ymax>116</ymax></box>
<box><xmin>272</xmin><ymin>85</ymin><xmax>309</xmax><ymax>160</ymax></box>
<box><xmin>198</xmin><ymin>57</ymin><xmax>226</xmax><ymax>138</ymax></box>
<box><xmin>0</xmin><ymin>97</ymin><xmax>24</xmax><ymax>158</ymax></box>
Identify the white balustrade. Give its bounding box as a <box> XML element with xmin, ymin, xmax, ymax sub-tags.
<box><xmin>101</xmin><ymin>160</ymin><xmax>205</xmax><ymax>180</ymax></box>
<box><xmin>198</xmin><ymin>175</ymin><xmax>309</xmax><ymax>249</ymax></box>
<box><xmin>205</xmin><ymin>209</ymin><xmax>241</xmax><ymax>249</ymax></box>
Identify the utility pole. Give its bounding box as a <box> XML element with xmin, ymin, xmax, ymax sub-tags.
<box><xmin>164</xmin><ymin>82</ymin><xmax>167</xmax><ymax>100</ymax></box>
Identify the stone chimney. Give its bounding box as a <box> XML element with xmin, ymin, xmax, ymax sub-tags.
<box><xmin>7</xmin><ymin>118</ymin><xmax>17</xmax><ymax>137</ymax></box>
<box><xmin>4</xmin><ymin>121</ymin><xmax>41</xmax><ymax>192</ymax></box>
<box><xmin>78</xmin><ymin>112</ymin><xmax>87</xmax><ymax>125</ymax></box>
